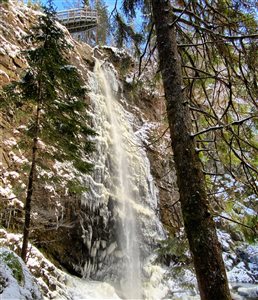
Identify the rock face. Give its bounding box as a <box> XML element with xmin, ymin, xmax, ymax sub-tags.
<box><xmin>0</xmin><ymin>1</ymin><xmax>31</xmax><ymax>85</ymax></box>
<box><xmin>0</xmin><ymin>1</ymin><xmax>169</xmax><ymax>287</ymax></box>
<box><xmin>1</xmin><ymin>2</ymin><xmax>257</xmax><ymax>299</ymax></box>
<box><xmin>0</xmin><ymin>247</ymin><xmax>42</xmax><ymax>299</ymax></box>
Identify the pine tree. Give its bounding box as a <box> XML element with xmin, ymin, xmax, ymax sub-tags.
<box><xmin>150</xmin><ymin>1</ymin><xmax>231</xmax><ymax>298</ymax></box>
<box><xmin>118</xmin><ymin>0</ymin><xmax>257</xmax><ymax>299</ymax></box>
<box><xmin>1</xmin><ymin>0</ymin><xmax>95</xmax><ymax>261</ymax></box>
<box><xmin>95</xmin><ymin>0</ymin><xmax>110</xmax><ymax>45</ymax></box>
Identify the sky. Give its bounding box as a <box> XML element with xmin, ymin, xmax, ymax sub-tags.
<box><xmin>48</xmin><ymin>0</ymin><xmax>119</xmax><ymax>12</ymax></box>
<box><xmin>40</xmin><ymin>0</ymin><xmax>142</xmax><ymax>31</ymax></box>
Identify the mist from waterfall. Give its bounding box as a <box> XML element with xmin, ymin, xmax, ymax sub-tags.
<box><xmin>94</xmin><ymin>59</ymin><xmax>142</xmax><ymax>299</ymax></box>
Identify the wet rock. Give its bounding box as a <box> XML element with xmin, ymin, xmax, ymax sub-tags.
<box><xmin>231</xmin><ymin>230</ymin><xmax>244</xmax><ymax>242</ymax></box>
<box><xmin>231</xmin><ymin>283</ymin><xmax>258</xmax><ymax>300</ymax></box>
<box><xmin>238</xmin><ymin>286</ymin><xmax>258</xmax><ymax>299</ymax></box>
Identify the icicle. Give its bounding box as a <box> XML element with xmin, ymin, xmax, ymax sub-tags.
<box><xmin>101</xmin><ymin>240</ymin><xmax>107</xmax><ymax>249</ymax></box>
<box><xmin>106</xmin><ymin>242</ymin><xmax>117</xmax><ymax>256</ymax></box>
<box><xmin>78</xmin><ymin>56</ymin><xmax>166</xmax><ymax>295</ymax></box>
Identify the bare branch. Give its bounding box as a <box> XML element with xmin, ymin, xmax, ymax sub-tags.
<box><xmin>189</xmin><ymin>106</ymin><xmax>218</xmax><ymax>121</ymax></box>
<box><xmin>216</xmin><ymin>214</ymin><xmax>257</xmax><ymax>232</ymax></box>
<box><xmin>192</xmin><ymin>125</ymin><xmax>224</xmax><ymax>137</ymax></box>
<box><xmin>109</xmin><ymin>0</ymin><xmax>118</xmax><ymax>20</ymax></box>
<box><xmin>172</xmin><ymin>7</ymin><xmax>258</xmax><ymax>41</ymax></box>
<box><xmin>138</xmin><ymin>22</ymin><xmax>154</xmax><ymax>77</ymax></box>
<box><xmin>179</xmin><ymin>41</ymin><xmax>217</xmax><ymax>47</ymax></box>
<box><xmin>191</xmin><ymin>116</ymin><xmax>255</xmax><ymax>138</ymax></box>
<box><xmin>146</xmin><ymin>126</ymin><xmax>169</xmax><ymax>148</ymax></box>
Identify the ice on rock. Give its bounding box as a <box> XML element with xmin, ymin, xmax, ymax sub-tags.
<box><xmin>106</xmin><ymin>242</ymin><xmax>117</xmax><ymax>255</ymax></box>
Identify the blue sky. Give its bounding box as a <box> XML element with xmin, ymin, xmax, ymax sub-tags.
<box><xmin>49</xmin><ymin>0</ymin><xmax>119</xmax><ymax>12</ymax></box>
<box><xmin>42</xmin><ymin>0</ymin><xmax>143</xmax><ymax>30</ymax></box>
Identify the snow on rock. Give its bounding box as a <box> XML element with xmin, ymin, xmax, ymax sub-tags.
<box><xmin>125</xmin><ymin>75</ymin><xmax>133</xmax><ymax>84</ymax></box>
<box><xmin>217</xmin><ymin>229</ymin><xmax>258</xmax><ymax>284</ymax></box>
<box><xmin>231</xmin><ymin>283</ymin><xmax>258</xmax><ymax>300</ymax></box>
<box><xmin>227</xmin><ymin>244</ymin><xmax>258</xmax><ymax>284</ymax></box>
<box><xmin>0</xmin><ymin>69</ymin><xmax>9</xmax><ymax>83</ymax></box>
<box><xmin>135</xmin><ymin>122</ymin><xmax>159</xmax><ymax>145</ymax></box>
<box><xmin>65</xmin><ymin>278</ymin><xmax>121</xmax><ymax>300</ymax></box>
<box><xmin>228</xmin><ymin>263</ymin><xmax>255</xmax><ymax>283</ymax></box>
<box><xmin>0</xmin><ymin>247</ymin><xmax>42</xmax><ymax>299</ymax></box>
<box><xmin>134</xmin><ymin>120</ymin><xmax>170</xmax><ymax>155</ymax></box>
<box><xmin>0</xmin><ymin>229</ymin><xmax>121</xmax><ymax>300</ymax></box>
<box><xmin>101</xmin><ymin>46</ymin><xmax>131</xmax><ymax>60</ymax></box>
<box><xmin>237</xmin><ymin>285</ymin><xmax>258</xmax><ymax>299</ymax></box>
<box><xmin>217</xmin><ymin>230</ymin><xmax>234</xmax><ymax>252</ymax></box>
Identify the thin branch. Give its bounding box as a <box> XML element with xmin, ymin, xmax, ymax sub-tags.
<box><xmin>172</xmin><ymin>7</ymin><xmax>213</xmax><ymax>29</ymax></box>
<box><xmin>170</xmin><ymin>4</ymin><xmax>190</xmax><ymax>27</ymax></box>
<box><xmin>172</xmin><ymin>8</ymin><xmax>258</xmax><ymax>40</ymax></box>
<box><xmin>191</xmin><ymin>116</ymin><xmax>255</xmax><ymax>137</ymax></box>
<box><xmin>146</xmin><ymin>126</ymin><xmax>169</xmax><ymax>148</ymax></box>
<box><xmin>192</xmin><ymin>125</ymin><xmax>224</xmax><ymax>137</ymax></box>
<box><xmin>221</xmin><ymin>132</ymin><xmax>258</xmax><ymax>174</ymax></box>
<box><xmin>109</xmin><ymin>0</ymin><xmax>118</xmax><ymax>20</ymax></box>
<box><xmin>203</xmin><ymin>170</ymin><xmax>224</xmax><ymax>176</ymax></box>
<box><xmin>138</xmin><ymin>22</ymin><xmax>155</xmax><ymax>77</ymax></box>
<box><xmin>189</xmin><ymin>106</ymin><xmax>218</xmax><ymax>121</ymax></box>
<box><xmin>178</xmin><ymin>41</ymin><xmax>217</xmax><ymax>48</ymax></box>
<box><xmin>138</xmin><ymin>43</ymin><xmax>157</xmax><ymax>76</ymax></box>
<box><xmin>196</xmin><ymin>148</ymin><xmax>215</xmax><ymax>153</ymax></box>
<box><xmin>216</xmin><ymin>214</ymin><xmax>256</xmax><ymax>231</ymax></box>
<box><xmin>182</xmin><ymin>65</ymin><xmax>229</xmax><ymax>87</ymax></box>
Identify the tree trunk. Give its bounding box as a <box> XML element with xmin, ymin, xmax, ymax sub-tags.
<box><xmin>151</xmin><ymin>1</ymin><xmax>231</xmax><ymax>299</ymax></box>
<box><xmin>20</xmin><ymin>105</ymin><xmax>40</xmax><ymax>262</ymax></box>
<box><xmin>20</xmin><ymin>138</ymin><xmax>37</xmax><ymax>261</ymax></box>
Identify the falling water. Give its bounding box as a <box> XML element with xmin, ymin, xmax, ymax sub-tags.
<box><xmin>94</xmin><ymin>59</ymin><xmax>142</xmax><ymax>299</ymax></box>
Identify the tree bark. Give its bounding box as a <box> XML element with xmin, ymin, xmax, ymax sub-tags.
<box><xmin>151</xmin><ymin>1</ymin><xmax>231</xmax><ymax>299</ymax></box>
<box><xmin>20</xmin><ymin>103</ymin><xmax>40</xmax><ymax>262</ymax></box>
<box><xmin>20</xmin><ymin>138</ymin><xmax>37</xmax><ymax>261</ymax></box>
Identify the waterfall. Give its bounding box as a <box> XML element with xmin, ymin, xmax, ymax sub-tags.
<box><xmin>78</xmin><ymin>54</ymin><xmax>165</xmax><ymax>299</ymax></box>
<box><xmin>94</xmin><ymin>59</ymin><xmax>142</xmax><ymax>299</ymax></box>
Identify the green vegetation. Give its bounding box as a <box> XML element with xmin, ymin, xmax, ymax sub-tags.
<box><xmin>0</xmin><ymin>0</ymin><xmax>95</xmax><ymax>260</ymax></box>
<box><xmin>0</xmin><ymin>251</ymin><xmax>24</xmax><ymax>285</ymax></box>
<box><xmin>1</xmin><ymin>0</ymin><xmax>95</xmax><ymax>191</ymax></box>
<box><xmin>95</xmin><ymin>0</ymin><xmax>110</xmax><ymax>45</ymax></box>
<box><xmin>157</xmin><ymin>235</ymin><xmax>190</xmax><ymax>266</ymax></box>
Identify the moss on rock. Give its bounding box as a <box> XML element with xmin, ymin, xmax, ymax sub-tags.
<box><xmin>0</xmin><ymin>250</ymin><xmax>24</xmax><ymax>285</ymax></box>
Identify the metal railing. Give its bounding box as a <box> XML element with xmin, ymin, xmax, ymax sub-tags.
<box><xmin>57</xmin><ymin>8</ymin><xmax>97</xmax><ymax>26</ymax></box>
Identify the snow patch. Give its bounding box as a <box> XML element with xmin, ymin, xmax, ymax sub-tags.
<box><xmin>0</xmin><ymin>248</ymin><xmax>42</xmax><ymax>299</ymax></box>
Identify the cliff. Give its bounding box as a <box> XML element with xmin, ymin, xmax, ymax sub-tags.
<box><xmin>0</xmin><ymin>1</ymin><xmax>257</xmax><ymax>299</ymax></box>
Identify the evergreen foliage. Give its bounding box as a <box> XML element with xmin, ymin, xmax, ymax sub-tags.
<box><xmin>2</xmin><ymin>0</ymin><xmax>95</xmax><ymax>178</ymax></box>
<box><xmin>95</xmin><ymin>0</ymin><xmax>110</xmax><ymax>45</ymax></box>
<box><xmin>110</xmin><ymin>1</ymin><xmax>145</xmax><ymax>55</ymax></box>
<box><xmin>113</xmin><ymin>13</ymin><xmax>143</xmax><ymax>55</ymax></box>
<box><xmin>0</xmin><ymin>251</ymin><xmax>24</xmax><ymax>285</ymax></box>
<box><xmin>118</xmin><ymin>0</ymin><xmax>257</xmax><ymax>222</ymax></box>
<box><xmin>116</xmin><ymin>0</ymin><xmax>257</xmax><ymax>298</ymax></box>
<box><xmin>1</xmin><ymin>0</ymin><xmax>95</xmax><ymax>261</ymax></box>
<box><xmin>157</xmin><ymin>235</ymin><xmax>190</xmax><ymax>266</ymax></box>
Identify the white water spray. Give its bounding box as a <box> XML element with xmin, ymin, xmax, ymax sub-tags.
<box><xmin>94</xmin><ymin>59</ymin><xmax>142</xmax><ymax>299</ymax></box>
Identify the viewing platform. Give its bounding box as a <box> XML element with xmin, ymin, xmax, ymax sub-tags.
<box><xmin>57</xmin><ymin>7</ymin><xmax>98</xmax><ymax>33</ymax></box>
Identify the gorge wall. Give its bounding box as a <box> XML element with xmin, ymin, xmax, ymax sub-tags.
<box><xmin>0</xmin><ymin>1</ymin><xmax>178</xmax><ymax>296</ymax></box>
<box><xmin>0</xmin><ymin>2</ymin><xmax>257</xmax><ymax>300</ymax></box>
